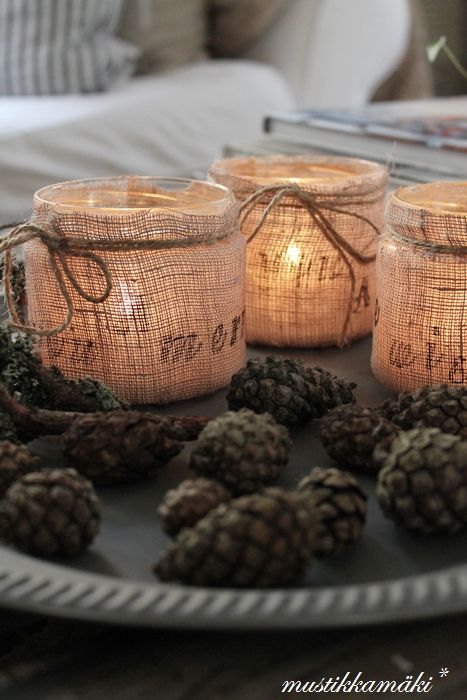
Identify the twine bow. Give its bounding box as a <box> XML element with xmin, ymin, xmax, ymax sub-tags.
<box><xmin>238</xmin><ymin>184</ymin><xmax>382</xmax><ymax>347</ymax></box>
<box><xmin>0</xmin><ymin>222</ymin><xmax>115</xmax><ymax>336</ymax></box>
<box><xmin>0</xmin><ymin>217</ymin><xmax>230</xmax><ymax>337</ymax></box>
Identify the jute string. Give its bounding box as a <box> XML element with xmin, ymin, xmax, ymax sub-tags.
<box><xmin>238</xmin><ymin>184</ymin><xmax>382</xmax><ymax>347</ymax></box>
<box><xmin>0</xmin><ymin>219</ymin><xmax>231</xmax><ymax>337</ymax></box>
<box><xmin>386</xmin><ymin>225</ymin><xmax>467</xmax><ymax>255</ymax></box>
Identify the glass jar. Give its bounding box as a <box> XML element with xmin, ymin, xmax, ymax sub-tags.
<box><xmin>26</xmin><ymin>176</ymin><xmax>246</xmax><ymax>404</ymax></box>
<box><xmin>209</xmin><ymin>155</ymin><xmax>388</xmax><ymax>347</ymax></box>
<box><xmin>372</xmin><ymin>181</ymin><xmax>467</xmax><ymax>391</ymax></box>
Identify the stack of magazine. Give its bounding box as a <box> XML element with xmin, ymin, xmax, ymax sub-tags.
<box><xmin>225</xmin><ymin>97</ymin><xmax>467</xmax><ymax>186</ymax></box>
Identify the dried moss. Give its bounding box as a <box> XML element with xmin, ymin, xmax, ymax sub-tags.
<box><xmin>70</xmin><ymin>377</ymin><xmax>124</xmax><ymax>411</ymax></box>
<box><xmin>0</xmin><ymin>327</ymin><xmax>124</xmax><ymax>410</ymax></box>
<box><xmin>0</xmin><ymin>328</ymin><xmax>48</xmax><ymax>406</ymax></box>
<box><xmin>0</xmin><ymin>410</ymin><xmax>18</xmax><ymax>443</ymax></box>
<box><xmin>0</xmin><ymin>259</ymin><xmax>26</xmax><ymax>321</ymax></box>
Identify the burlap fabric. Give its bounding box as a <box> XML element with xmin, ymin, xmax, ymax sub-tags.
<box><xmin>23</xmin><ymin>177</ymin><xmax>246</xmax><ymax>404</ymax></box>
<box><xmin>209</xmin><ymin>155</ymin><xmax>388</xmax><ymax>348</ymax></box>
<box><xmin>372</xmin><ymin>181</ymin><xmax>467</xmax><ymax>392</ymax></box>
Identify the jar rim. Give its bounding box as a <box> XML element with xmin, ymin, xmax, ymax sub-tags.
<box><xmin>34</xmin><ymin>175</ymin><xmax>234</xmax><ymax>214</ymax></box>
<box><xmin>393</xmin><ymin>181</ymin><xmax>467</xmax><ymax>217</ymax></box>
<box><xmin>209</xmin><ymin>154</ymin><xmax>388</xmax><ymax>191</ymax></box>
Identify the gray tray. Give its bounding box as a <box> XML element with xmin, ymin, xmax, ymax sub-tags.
<box><xmin>1</xmin><ymin>338</ymin><xmax>467</xmax><ymax>629</ymax></box>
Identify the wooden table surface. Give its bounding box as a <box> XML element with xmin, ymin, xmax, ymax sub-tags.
<box><xmin>0</xmin><ymin>609</ymin><xmax>466</xmax><ymax>699</ymax></box>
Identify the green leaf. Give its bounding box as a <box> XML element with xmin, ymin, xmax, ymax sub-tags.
<box><xmin>426</xmin><ymin>35</ymin><xmax>447</xmax><ymax>63</ymax></box>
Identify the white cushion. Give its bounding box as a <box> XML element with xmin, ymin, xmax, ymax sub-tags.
<box><xmin>245</xmin><ymin>0</ymin><xmax>411</xmax><ymax>107</ymax></box>
<box><xmin>0</xmin><ymin>60</ymin><xmax>294</xmax><ymax>222</ymax></box>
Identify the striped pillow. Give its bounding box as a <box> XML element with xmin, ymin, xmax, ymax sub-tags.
<box><xmin>0</xmin><ymin>0</ymin><xmax>138</xmax><ymax>95</ymax></box>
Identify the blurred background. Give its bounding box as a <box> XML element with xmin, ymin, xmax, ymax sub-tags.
<box><xmin>0</xmin><ymin>0</ymin><xmax>465</xmax><ymax>222</ymax></box>
<box><xmin>424</xmin><ymin>0</ymin><xmax>467</xmax><ymax>96</ymax></box>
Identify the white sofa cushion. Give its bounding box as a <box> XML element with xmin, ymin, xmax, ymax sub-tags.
<box><xmin>0</xmin><ymin>60</ymin><xmax>294</xmax><ymax>222</ymax></box>
<box><xmin>245</xmin><ymin>0</ymin><xmax>411</xmax><ymax>107</ymax></box>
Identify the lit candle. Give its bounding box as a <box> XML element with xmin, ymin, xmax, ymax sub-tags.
<box><xmin>372</xmin><ymin>181</ymin><xmax>467</xmax><ymax>391</ymax></box>
<box><xmin>209</xmin><ymin>155</ymin><xmax>388</xmax><ymax>348</ymax></box>
<box><xmin>23</xmin><ymin>176</ymin><xmax>246</xmax><ymax>404</ymax></box>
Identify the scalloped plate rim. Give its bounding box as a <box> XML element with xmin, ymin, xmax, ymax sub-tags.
<box><xmin>0</xmin><ymin>545</ymin><xmax>467</xmax><ymax>629</ymax></box>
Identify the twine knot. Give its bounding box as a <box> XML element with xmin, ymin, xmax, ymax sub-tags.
<box><xmin>0</xmin><ymin>211</ymin><xmax>235</xmax><ymax>337</ymax></box>
<box><xmin>0</xmin><ymin>221</ymin><xmax>113</xmax><ymax>336</ymax></box>
<box><xmin>238</xmin><ymin>184</ymin><xmax>382</xmax><ymax>347</ymax></box>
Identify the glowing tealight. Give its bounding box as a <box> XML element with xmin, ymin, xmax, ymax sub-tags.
<box><xmin>286</xmin><ymin>244</ymin><xmax>301</xmax><ymax>265</ymax></box>
<box><xmin>210</xmin><ymin>155</ymin><xmax>388</xmax><ymax>348</ymax></box>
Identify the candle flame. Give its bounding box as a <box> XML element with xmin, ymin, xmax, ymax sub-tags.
<box><xmin>286</xmin><ymin>244</ymin><xmax>301</xmax><ymax>265</ymax></box>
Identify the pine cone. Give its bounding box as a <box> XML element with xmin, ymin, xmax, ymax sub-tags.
<box><xmin>377</xmin><ymin>427</ymin><xmax>467</xmax><ymax>534</ymax></box>
<box><xmin>380</xmin><ymin>384</ymin><xmax>467</xmax><ymax>438</ymax></box>
<box><xmin>189</xmin><ymin>409</ymin><xmax>290</xmax><ymax>494</ymax></box>
<box><xmin>0</xmin><ymin>468</ymin><xmax>100</xmax><ymax>556</ymax></box>
<box><xmin>227</xmin><ymin>356</ymin><xmax>356</xmax><ymax>427</ymax></box>
<box><xmin>154</xmin><ymin>488</ymin><xmax>318</xmax><ymax>587</ymax></box>
<box><xmin>158</xmin><ymin>478</ymin><xmax>231</xmax><ymax>537</ymax></box>
<box><xmin>0</xmin><ymin>441</ymin><xmax>41</xmax><ymax>496</ymax></box>
<box><xmin>319</xmin><ymin>405</ymin><xmax>399</xmax><ymax>472</ymax></box>
<box><xmin>61</xmin><ymin>411</ymin><xmax>184</xmax><ymax>485</ymax></box>
<box><xmin>309</xmin><ymin>365</ymin><xmax>356</xmax><ymax>412</ymax></box>
<box><xmin>298</xmin><ymin>467</ymin><xmax>367</xmax><ymax>557</ymax></box>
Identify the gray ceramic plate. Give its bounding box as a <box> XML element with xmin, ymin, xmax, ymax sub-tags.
<box><xmin>1</xmin><ymin>338</ymin><xmax>467</xmax><ymax>629</ymax></box>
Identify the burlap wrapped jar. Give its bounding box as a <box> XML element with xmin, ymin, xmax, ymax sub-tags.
<box><xmin>19</xmin><ymin>176</ymin><xmax>246</xmax><ymax>404</ymax></box>
<box><xmin>209</xmin><ymin>155</ymin><xmax>388</xmax><ymax>348</ymax></box>
<box><xmin>372</xmin><ymin>181</ymin><xmax>467</xmax><ymax>392</ymax></box>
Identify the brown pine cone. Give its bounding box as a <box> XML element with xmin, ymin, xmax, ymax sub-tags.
<box><xmin>227</xmin><ymin>356</ymin><xmax>356</xmax><ymax>427</ymax></box>
<box><xmin>319</xmin><ymin>404</ymin><xmax>399</xmax><ymax>472</ymax></box>
<box><xmin>158</xmin><ymin>478</ymin><xmax>231</xmax><ymax>537</ymax></box>
<box><xmin>0</xmin><ymin>441</ymin><xmax>41</xmax><ymax>496</ymax></box>
<box><xmin>298</xmin><ymin>467</ymin><xmax>367</xmax><ymax>557</ymax></box>
<box><xmin>377</xmin><ymin>427</ymin><xmax>467</xmax><ymax>534</ymax></box>
<box><xmin>61</xmin><ymin>411</ymin><xmax>184</xmax><ymax>484</ymax></box>
<box><xmin>154</xmin><ymin>487</ymin><xmax>318</xmax><ymax>587</ymax></box>
<box><xmin>0</xmin><ymin>468</ymin><xmax>100</xmax><ymax>557</ymax></box>
<box><xmin>381</xmin><ymin>384</ymin><xmax>467</xmax><ymax>437</ymax></box>
<box><xmin>189</xmin><ymin>409</ymin><xmax>290</xmax><ymax>494</ymax></box>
